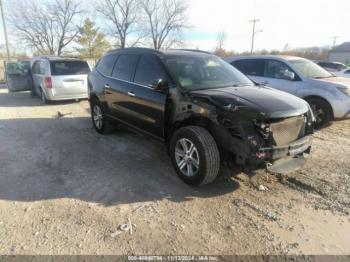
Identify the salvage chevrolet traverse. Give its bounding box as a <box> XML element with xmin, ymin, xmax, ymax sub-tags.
<box><xmin>88</xmin><ymin>48</ymin><xmax>314</xmax><ymax>186</ymax></box>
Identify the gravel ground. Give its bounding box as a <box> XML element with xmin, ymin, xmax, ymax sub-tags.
<box><xmin>0</xmin><ymin>87</ymin><xmax>349</xmax><ymax>256</ymax></box>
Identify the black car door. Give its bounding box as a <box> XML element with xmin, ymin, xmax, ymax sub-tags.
<box><xmin>127</xmin><ymin>54</ymin><xmax>170</xmax><ymax>138</ymax></box>
<box><xmin>108</xmin><ymin>54</ymin><xmax>168</xmax><ymax>138</ymax></box>
<box><xmin>106</xmin><ymin>54</ymin><xmax>140</xmax><ymax>124</ymax></box>
<box><xmin>5</xmin><ymin>61</ymin><xmax>33</xmax><ymax>92</ymax></box>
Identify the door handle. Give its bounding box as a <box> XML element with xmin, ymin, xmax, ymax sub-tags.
<box><xmin>128</xmin><ymin>91</ymin><xmax>136</xmax><ymax>97</ymax></box>
<box><xmin>104</xmin><ymin>84</ymin><xmax>111</xmax><ymax>88</ymax></box>
<box><xmin>261</xmin><ymin>81</ymin><xmax>269</xmax><ymax>85</ymax></box>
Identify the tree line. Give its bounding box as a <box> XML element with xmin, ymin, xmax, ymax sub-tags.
<box><xmin>9</xmin><ymin>0</ymin><xmax>189</xmax><ymax>59</ymax></box>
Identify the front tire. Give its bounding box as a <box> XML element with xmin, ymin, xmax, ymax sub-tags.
<box><xmin>90</xmin><ymin>99</ymin><xmax>115</xmax><ymax>134</ymax></box>
<box><xmin>307</xmin><ymin>98</ymin><xmax>333</xmax><ymax>129</ymax></box>
<box><xmin>170</xmin><ymin>126</ymin><xmax>220</xmax><ymax>186</ymax></box>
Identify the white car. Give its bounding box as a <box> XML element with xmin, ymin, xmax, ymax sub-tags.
<box><xmin>226</xmin><ymin>55</ymin><xmax>350</xmax><ymax>128</ymax></box>
<box><xmin>317</xmin><ymin>61</ymin><xmax>348</xmax><ymax>73</ymax></box>
<box><xmin>334</xmin><ymin>68</ymin><xmax>350</xmax><ymax>78</ymax></box>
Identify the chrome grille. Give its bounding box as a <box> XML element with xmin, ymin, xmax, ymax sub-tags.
<box><xmin>270</xmin><ymin>116</ymin><xmax>305</xmax><ymax>146</ymax></box>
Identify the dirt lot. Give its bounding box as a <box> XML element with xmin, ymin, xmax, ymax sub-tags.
<box><xmin>0</xmin><ymin>86</ymin><xmax>349</xmax><ymax>256</ymax></box>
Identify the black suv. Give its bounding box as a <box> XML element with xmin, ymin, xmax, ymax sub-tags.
<box><xmin>88</xmin><ymin>48</ymin><xmax>314</xmax><ymax>186</ymax></box>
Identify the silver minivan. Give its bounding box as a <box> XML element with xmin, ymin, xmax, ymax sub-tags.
<box><xmin>32</xmin><ymin>57</ymin><xmax>90</xmax><ymax>103</ymax></box>
<box><xmin>6</xmin><ymin>57</ymin><xmax>90</xmax><ymax>103</ymax></box>
<box><xmin>227</xmin><ymin>55</ymin><xmax>350</xmax><ymax>128</ymax></box>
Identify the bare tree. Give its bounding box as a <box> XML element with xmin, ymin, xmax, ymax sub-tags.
<box><xmin>10</xmin><ymin>0</ymin><xmax>82</xmax><ymax>56</ymax></box>
<box><xmin>216</xmin><ymin>31</ymin><xmax>227</xmax><ymax>51</ymax></box>
<box><xmin>53</xmin><ymin>0</ymin><xmax>83</xmax><ymax>56</ymax></box>
<box><xmin>96</xmin><ymin>0</ymin><xmax>142</xmax><ymax>48</ymax></box>
<box><xmin>141</xmin><ymin>0</ymin><xmax>188</xmax><ymax>50</ymax></box>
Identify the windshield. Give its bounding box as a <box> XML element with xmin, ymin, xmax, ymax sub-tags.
<box><xmin>290</xmin><ymin>59</ymin><xmax>333</xmax><ymax>79</ymax></box>
<box><xmin>164</xmin><ymin>54</ymin><xmax>254</xmax><ymax>91</ymax></box>
<box><xmin>50</xmin><ymin>61</ymin><xmax>90</xmax><ymax>76</ymax></box>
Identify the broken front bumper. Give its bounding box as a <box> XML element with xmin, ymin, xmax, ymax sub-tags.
<box><xmin>270</xmin><ymin>136</ymin><xmax>312</xmax><ymax>160</ymax></box>
<box><xmin>257</xmin><ymin>136</ymin><xmax>312</xmax><ymax>174</ymax></box>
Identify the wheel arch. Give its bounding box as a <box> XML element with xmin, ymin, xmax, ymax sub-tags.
<box><xmin>303</xmin><ymin>95</ymin><xmax>334</xmax><ymax>119</ymax></box>
<box><xmin>89</xmin><ymin>93</ymin><xmax>99</xmax><ymax>103</ymax></box>
<box><xmin>166</xmin><ymin>113</ymin><xmax>213</xmax><ymax>145</ymax></box>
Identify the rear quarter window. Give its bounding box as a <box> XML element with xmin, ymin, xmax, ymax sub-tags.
<box><xmin>112</xmin><ymin>54</ymin><xmax>139</xmax><ymax>81</ymax></box>
<box><xmin>96</xmin><ymin>54</ymin><xmax>118</xmax><ymax>76</ymax></box>
<box><xmin>50</xmin><ymin>61</ymin><xmax>90</xmax><ymax>76</ymax></box>
<box><xmin>233</xmin><ymin>59</ymin><xmax>265</xmax><ymax>76</ymax></box>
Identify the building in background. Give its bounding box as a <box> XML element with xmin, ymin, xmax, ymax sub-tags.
<box><xmin>329</xmin><ymin>42</ymin><xmax>350</xmax><ymax>64</ymax></box>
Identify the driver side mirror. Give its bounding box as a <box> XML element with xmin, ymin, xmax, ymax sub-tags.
<box><xmin>149</xmin><ymin>79</ymin><xmax>169</xmax><ymax>93</ymax></box>
<box><xmin>283</xmin><ymin>71</ymin><xmax>295</xmax><ymax>81</ymax></box>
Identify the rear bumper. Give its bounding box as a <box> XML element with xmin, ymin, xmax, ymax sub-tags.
<box><xmin>45</xmin><ymin>89</ymin><xmax>88</xmax><ymax>101</ymax></box>
<box><xmin>47</xmin><ymin>94</ymin><xmax>88</xmax><ymax>101</ymax></box>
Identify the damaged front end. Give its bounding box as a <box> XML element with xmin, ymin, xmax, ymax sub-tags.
<box><xmin>188</xmin><ymin>90</ymin><xmax>314</xmax><ymax>174</ymax></box>
<box><xmin>252</xmin><ymin>114</ymin><xmax>313</xmax><ymax>173</ymax></box>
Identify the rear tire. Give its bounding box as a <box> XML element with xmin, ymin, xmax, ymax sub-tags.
<box><xmin>40</xmin><ymin>88</ymin><xmax>48</xmax><ymax>104</ymax></box>
<box><xmin>90</xmin><ymin>99</ymin><xmax>115</xmax><ymax>134</ymax></box>
<box><xmin>170</xmin><ymin>126</ymin><xmax>220</xmax><ymax>186</ymax></box>
<box><xmin>307</xmin><ymin>98</ymin><xmax>333</xmax><ymax>129</ymax></box>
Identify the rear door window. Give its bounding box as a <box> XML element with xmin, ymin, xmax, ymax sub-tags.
<box><xmin>112</xmin><ymin>54</ymin><xmax>139</xmax><ymax>81</ymax></box>
<box><xmin>134</xmin><ymin>55</ymin><xmax>170</xmax><ymax>86</ymax></box>
<box><xmin>50</xmin><ymin>61</ymin><xmax>90</xmax><ymax>76</ymax></box>
<box><xmin>96</xmin><ymin>54</ymin><xmax>118</xmax><ymax>76</ymax></box>
<box><xmin>232</xmin><ymin>59</ymin><xmax>265</xmax><ymax>76</ymax></box>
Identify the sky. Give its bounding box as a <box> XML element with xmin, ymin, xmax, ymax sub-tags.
<box><xmin>185</xmin><ymin>0</ymin><xmax>350</xmax><ymax>52</ymax></box>
<box><xmin>1</xmin><ymin>0</ymin><xmax>350</xmax><ymax>53</ymax></box>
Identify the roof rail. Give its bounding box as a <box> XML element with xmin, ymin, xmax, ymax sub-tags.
<box><xmin>107</xmin><ymin>47</ymin><xmax>163</xmax><ymax>55</ymax></box>
<box><xmin>170</xmin><ymin>49</ymin><xmax>212</xmax><ymax>54</ymax></box>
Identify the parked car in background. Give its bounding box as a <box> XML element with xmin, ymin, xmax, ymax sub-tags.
<box><xmin>31</xmin><ymin>57</ymin><xmax>90</xmax><ymax>103</ymax></box>
<box><xmin>227</xmin><ymin>56</ymin><xmax>350</xmax><ymax>128</ymax></box>
<box><xmin>317</xmin><ymin>61</ymin><xmax>348</xmax><ymax>73</ymax></box>
<box><xmin>334</xmin><ymin>68</ymin><xmax>350</xmax><ymax>78</ymax></box>
<box><xmin>6</xmin><ymin>57</ymin><xmax>91</xmax><ymax>103</ymax></box>
<box><xmin>88</xmin><ymin>48</ymin><xmax>314</xmax><ymax>186</ymax></box>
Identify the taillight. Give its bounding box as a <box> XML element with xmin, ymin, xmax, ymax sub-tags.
<box><xmin>44</xmin><ymin>77</ymin><xmax>52</xmax><ymax>89</ymax></box>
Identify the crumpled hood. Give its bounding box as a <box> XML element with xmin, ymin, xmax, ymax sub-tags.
<box><xmin>190</xmin><ymin>85</ymin><xmax>309</xmax><ymax>119</ymax></box>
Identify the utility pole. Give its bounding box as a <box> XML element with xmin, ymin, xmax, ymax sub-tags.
<box><xmin>250</xmin><ymin>19</ymin><xmax>263</xmax><ymax>54</ymax></box>
<box><xmin>0</xmin><ymin>0</ymin><xmax>10</xmax><ymax>61</ymax></box>
<box><xmin>332</xmin><ymin>36</ymin><xmax>340</xmax><ymax>48</ymax></box>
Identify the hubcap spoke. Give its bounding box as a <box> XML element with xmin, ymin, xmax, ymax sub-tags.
<box><xmin>190</xmin><ymin>158</ymin><xmax>199</xmax><ymax>169</ymax></box>
<box><xmin>187</xmin><ymin>163</ymin><xmax>194</xmax><ymax>176</ymax></box>
<box><xmin>175</xmin><ymin>138</ymin><xmax>200</xmax><ymax>177</ymax></box>
<box><xmin>93</xmin><ymin>106</ymin><xmax>103</xmax><ymax>129</ymax></box>
<box><xmin>179</xmin><ymin>139</ymin><xmax>188</xmax><ymax>152</ymax></box>
<box><xmin>178</xmin><ymin>159</ymin><xmax>187</xmax><ymax>170</ymax></box>
<box><xmin>175</xmin><ymin>148</ymin><xmax>185</xmax><ymax>158</ymax></box>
